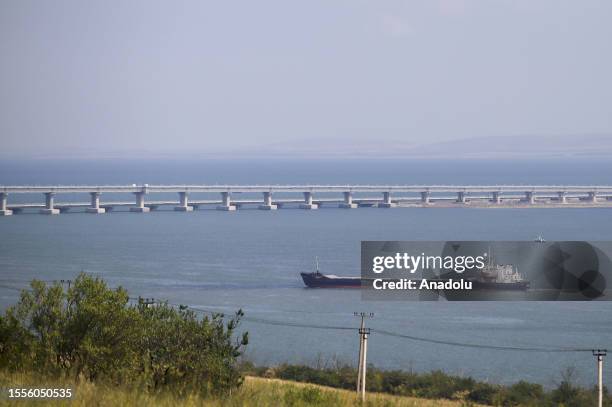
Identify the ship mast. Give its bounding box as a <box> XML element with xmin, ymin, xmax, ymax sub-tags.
<box><xmin>315</xmin><ymin>256</ymin><xmax>320</xmax><ymax>274</ymax></box>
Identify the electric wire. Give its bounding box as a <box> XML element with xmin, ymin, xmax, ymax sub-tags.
<box><xmin>2</xmin><ymin>284</ymin><xmax>607</xmax><ymax>354</ymax></box>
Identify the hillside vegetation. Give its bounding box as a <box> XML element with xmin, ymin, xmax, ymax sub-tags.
<box><xmin>0</xmin><ymin>371</ymin><xmax>478</xmax><ymax>407</ymax></box>
<box><xmin>1</xmin><ymin>275</ymin><xmax>609</xmax><ymax>406</ymax></box>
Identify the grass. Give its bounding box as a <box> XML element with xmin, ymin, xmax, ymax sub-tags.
<box><xmin>0</xmin><ymin>371</ymin><xmax>484</xmax><ymax>406</ymax></box>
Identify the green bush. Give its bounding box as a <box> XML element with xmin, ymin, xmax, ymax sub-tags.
<box><xmin>493</xmin><ymin>380</ymin><xmax>545</xmax><ymax>406</ymax></box>
<box><xmin>256</xmin><ymin>363</ymin><xmax>612</xmax><ymax>406</ymax></box>
<box><xmin>0</xmin><ymin>274</ymin><xmax>248</xmax><ymax>396</ymax></box>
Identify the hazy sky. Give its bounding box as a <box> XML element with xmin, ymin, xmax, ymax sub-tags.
<box><xmin>1</xmin><ymin>0</ymin><xmax>611</xmax><ymax>158</ymax></box>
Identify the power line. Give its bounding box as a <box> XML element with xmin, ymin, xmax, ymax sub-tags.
<box><xmin>130</xmin><ymin>299</ymin><xmax>357</xmax><ymax>331</ymax></box>
<box><xmin>160</xmin><ymin>302</ymin><xmax>605</xmax><ymax>354</ymax></box>
<box><xmin>3</xmin><ymin>285</ymin><xmax>608</xmax><ymax>354</ymax></box>
<box><xmin>374</xmin><ymin>328</ymin><xmax>596</xmax><ymax>353</ymax></box>
<box><xmin>187</xmin><ymin>305</ymin><xmax>356</xmax><ymax>331</ymax></box>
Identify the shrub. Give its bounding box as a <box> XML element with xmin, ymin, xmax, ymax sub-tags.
<box><xmin>0</xmin><ymin>274</ymin><xmax>248</xmax><ymax>396</ymax></box>
<box><xmin>495</xmin><ymin>380</ymin><xmax>545</xmax><ymax>406</ymax></box>
<box><xmin>252</xmin><ymin>363</ymin><xmax>612</xmax><ymax>406</ymax></box>
<box><xmin>137</xmin><ymin>301</ymin><xmax>248</xmax><ymax>395</ymax></box>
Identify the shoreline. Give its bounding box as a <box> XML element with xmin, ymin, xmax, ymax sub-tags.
<box><xmin>397</xmin><ymin>202</ymin><xmax>612</xmax><ymax>209</ymax></box>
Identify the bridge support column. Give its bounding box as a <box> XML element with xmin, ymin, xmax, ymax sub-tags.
<box><xmin>558</xmin><ymin>191</ymin><xmax>567</xmax><ymax>204</ymax></box>
<box><xmin>588</xmin><ymin>191</ymin><xmax>598</xmax><ymax>203</ymax></box>
<box><xmin>86</xmin><ymin>192</ymin><xmax>106</xmax><ymax>214</ymax></box>
<box><xmin>130</xmin><ymin>191</ymin><xmax>150</xmax><ymax>212</ymax></box>
<box><xmin>0</xmin><ymin>193</ymin><xmax>12</xmax><ymax>216</ymax></box>
<box><xmin>40</xmin><ymin>192</ymin><xmax>60</xmax><ymax>215</ymax></box>
<box><xmin>175</xmin><ymin>192</ymin><xmax>194</xmax><ymax>212</ymax></box>
<box><xmin>299</xmin><ymin>191</ymin><xmax>318</xmax><ymax>209</ymax></box>
<box><xmin>217</xmin><ymin>192</ymin><xmax>236</xmax><ymax>211</ymax></box>
<box><xmin>525</xmin><ymin>191</ymin><xmax>535</xmax><ymax>204</ymax></box>
<box><xmin>492</xmin><ymin>191</ymin><xmax>501</xmax><ymax>204</ymax></box>
<box><xmin>259</xmin><ymin>191</ymin><xmax>277</xmax><ymax>210</ymax></box>
<box><xmin>378</xmin><ymin>192</ymin><xmax>396</xmax><ymax>208</ymax></box>
<box><xmin>420</xmin><ymin>191</ymin><xmax>430</xmax><ymax>204</ymax></box>
<box><xmin>456</xmin><ymin>191</ymin><xmax>467</xmax><ymax>204</ymax></box>
<box><xmin>339</xmin><ymin>191</ymin><xmax>357</xmax><ymax>208</ymax></box>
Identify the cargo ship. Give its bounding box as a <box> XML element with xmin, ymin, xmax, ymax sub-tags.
<box><xmin>300</xmin><ymin>257</ymin><xmax>363</xmax><ymax>288</ymax></box>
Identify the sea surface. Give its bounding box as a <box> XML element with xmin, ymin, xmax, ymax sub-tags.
<box><xmin>1</xmin><ymin>158</ymin><xmax>612</xmax><ymax>388</ymax></box>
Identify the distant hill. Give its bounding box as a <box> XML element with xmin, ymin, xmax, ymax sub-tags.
<box><xmin>410</xmin><ymin>134</ymin><xmax>612</xmax><ymax>159</ymax></box>
<box><xmin>3</xmin><ymin>134</ymin><xmax>611</xmax><ymax>161</ymax></box>
<box><xmin>243</xmin><ymin>134</ymin><xmax>612</xmax><ymax>159</ymax></box>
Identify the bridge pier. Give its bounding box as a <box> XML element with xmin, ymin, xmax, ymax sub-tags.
<box><xmin>339</xmin><ymin>191</ymin><xmax>357</xmax><ymax>208</ymax></box>
<box><xmin>558</xmin><ymin>191</ymin><xmax>567</xmax><ymax>204</ymax></box>
<box><xmin>86</xmin><ymin>192</ymin><xmax>106</xmax><ymax>214</ymax></box>
<box><xmin>525</xmin><ymin>191</ymin><xmax>536</xmax><ymax>204</ymax></box>
<box><xmin>492</xmin><ymin>191</ymin><xmax>501</xmax><ymax>204</ymax></box>
<box><xmin>456</xmin><ymin>191</ymin><xmax>467</xmax><ymax>204</ymax></box>
<box><xmin>589</xmin><ymin>191</ymin><xmax>598</xmax><ymax>203</ymax></box>
<box><xmin>299</xmin><ymin>191</ymin><xmax>318</xmax><ymax>209</ymax></box>
<box><xmin>217</xmin><ymin>192</ymin><xmax>236</xmax><ymax>211</ymax></box>
<box><xmin>40</xmin><ymin>192</ymin><xmax>60</xmax><ymax>215</ymax></box>
<box><xmin>259</xmin><ymin>191</ymin><xmax>277</xmax><ymax>210</ymax></box>
<box><xmin>174</xmin><ymin>192</ymin><xmax>194</xmax><ymax>212</ymax></box>
<box><xmin>130</xmin><ymin>191</ymin><xmax>150</xmax><ymax>212</ymax></box>
<box><xmin>420</xmin><ymin>191</ymin><xmax>430</xmax><ymax>204</ymax></box>
<box><xmin>378</xmin><ymin>192</ymin><xmax>396</xmax><ymax>208</ymax></box>
<box><xmin>0</xmin><ymin>193</ymin><xmax>12</xmax><ymax>216</ymax></box>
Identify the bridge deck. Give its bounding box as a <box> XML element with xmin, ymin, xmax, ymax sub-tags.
<box><xmin>2</xmin><ymin>184</ymin><xmax>612</xmax><ymax>194</ymax></box>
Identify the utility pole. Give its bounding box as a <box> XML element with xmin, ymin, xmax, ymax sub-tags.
<box><xmin>593</xmin><ymin>349</ymin><xmax>607</xmax><ymax>407</ymax></box>
<box><xmin>354</xmin><ymin>312</ymin><xmax>373</xmax><ymax>402</ymax></box>
<box><xmin>360</xmin><ymin>325</ymin><xmax>370</xmax><ymax>403</ymax></box>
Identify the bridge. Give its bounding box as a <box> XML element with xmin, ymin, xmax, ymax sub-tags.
<box><xmin>1</xmin><ymin>184</ymin><xmax>612</xmax><ymax>215</ymax></box>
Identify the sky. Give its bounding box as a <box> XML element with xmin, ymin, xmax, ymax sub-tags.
<box><xmin>1</xmin><ymin>0</ymin><xmax>611</xmax><ymax>158</ymax></box>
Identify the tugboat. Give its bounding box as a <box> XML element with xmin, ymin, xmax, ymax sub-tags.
<box><xmin>300</xmin><ymin>257</ymin><xmax>363</xmax><ymax>288</ymax></box>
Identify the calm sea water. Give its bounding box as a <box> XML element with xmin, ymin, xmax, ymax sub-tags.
<box><xmin>1</xmin><ymin>158</ymin><xmax>611</xmax><ymax>388</ymax></box>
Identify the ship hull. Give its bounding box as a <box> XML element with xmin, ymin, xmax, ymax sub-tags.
<box><xmin>300</xmin><ymin>272</ymin><xmax>363</xmax><ymax>288</ymax></box>
<box><xmin>470</xmin><ymin>281</ymin><xmax>530</xmax><ymax>290</ymax></box>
